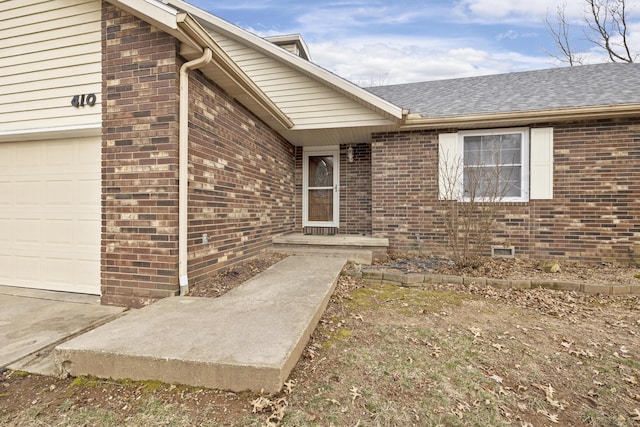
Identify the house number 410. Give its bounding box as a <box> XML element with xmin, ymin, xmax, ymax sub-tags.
<box><xmin>71</xmin><ymin>94</ymin><xmax>97</xmax><ymax>108</ymax></box>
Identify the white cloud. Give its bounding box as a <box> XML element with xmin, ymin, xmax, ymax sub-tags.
<box><xmin>453</xmin><ymin>0</ymin><xmax>585</xmax><ymax>23</ymax></box>
<box><xmin>308</xmin><ymin>38</ymin><xmax>554</xmax><ymax>85</ymax></box>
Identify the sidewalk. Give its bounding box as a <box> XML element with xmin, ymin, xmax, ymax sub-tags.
<box><xmin>55</xmin><ymin>256</ymin><xmax>346</xmax><ymax>393</ymax></box>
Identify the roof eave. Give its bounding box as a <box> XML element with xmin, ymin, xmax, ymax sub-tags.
<box><xmin>164</xmin><ymin>0</ymin><xmax>404</xmax><ymax>123</ymax></box>
<box><xmin>401</xmin><ymin>104</ymin><xmax>640</xmax><ymax>130</ymax></box>
<box><xmin>175</xmin><ymin>13</ymin><xmax>294</xmax><ymax>129</ymax></box>
<box><xmin>105</xmin><ymin>1</ymin><xmax>293</xmax><ymax>130</ymax></box>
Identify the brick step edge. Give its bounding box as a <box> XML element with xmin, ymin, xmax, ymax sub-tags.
<box><xmin>343</xmin><ymin>269</ymin><xmax>640</xmax><ymax>296</ymax></box>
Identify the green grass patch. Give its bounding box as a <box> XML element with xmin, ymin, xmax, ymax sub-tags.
<box><xmin>347</xmin><ymin>282</ymin><xmax>472</xmax><ymax>314</ymax></box>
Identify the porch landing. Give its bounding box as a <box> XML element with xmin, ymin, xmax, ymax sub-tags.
<box><xmin>270</xmin><ymin>233</ymin><xmax>389</xmax><ymax>264</ymax></box>
<box><xmin>54</xmin><ymin>256</ymin><xmax>346</xmax><ymax>393</ymax></box>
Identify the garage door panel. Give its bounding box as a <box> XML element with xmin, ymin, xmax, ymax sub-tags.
<box><xmin>45</xmin><ymin>257</ymin><xmax>74</xmax><ymax>283</ymax></box>
<box><xmin>15</xmin><ymin>256</ymin><xmax>41</xmax><ymax>281</ymax></box>
<box><xmin>15</xmin><ymin>181</ymin><xmax>43</xmax><ymax>206</ymax></box>
<box><xmin>15</xmin><ymin>219</ymin><xmax>41</xmax><ymax>243</ymax></box>
<box><xmin>14</xmin><ymin>145</ymin><xmax>42</xmax><ymax>169</ymax></box>
<box><xmin>0</xmin><ymin>137</ymin><xmax>100</xmax><ymax>294</ymax></box>
<box><xmin>77</xmin><ymin>220</ymin><xmax>100</xmax><ymax>247</ymax></box>
<box><xmin>46</xmin><ymin>141</ymin><xmax>74</xmax><ymax>167</ymax></box>
<box><xmin>77</xmin><ymin>179</ymin><xmax>100</xmax><ymax>206</ymax></box>
<box><xmin>45</xmin><ymin>180</ymin><xmax>74</xmax><ymax>205</ymax></box>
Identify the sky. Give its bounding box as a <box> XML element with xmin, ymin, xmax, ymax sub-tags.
<box><xmin>187</xmin><ymin>0</ymin><xmax>640</xmax><ymax>85</ymax></box>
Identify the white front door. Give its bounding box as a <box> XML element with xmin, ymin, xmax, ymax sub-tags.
<box><xmin>303</xmin><ymin>146</ymin><xmax>339</xmax><ymax>228</ymax></box>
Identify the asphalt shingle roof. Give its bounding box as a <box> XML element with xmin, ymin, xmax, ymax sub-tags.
<box><xmin>366</xmin><ymin>63</ymin><xmax>640</xmax><ymax>118</ymax></box>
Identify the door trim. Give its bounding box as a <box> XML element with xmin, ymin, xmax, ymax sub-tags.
<box><xmin>302</xmin><ymin>146</ymin><xmax>340</xmax><ymax>228</ymax></box>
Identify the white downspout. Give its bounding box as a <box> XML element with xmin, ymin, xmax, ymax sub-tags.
<box><xmin>179</xmin><ymin>48</ymin><xmax>212</xmax><ymax>296</ymax></box>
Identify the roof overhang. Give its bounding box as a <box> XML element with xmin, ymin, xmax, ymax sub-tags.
<box><xmin>163</xmin><ymin>0</ymin><xmax>404</xmax><ymax>124</ymax></box>
<box><xmin>106</xmin><ymin>0</ymin><xmax>293</xmax><ymax>131</ymax></box>
<box><xmin>400</xmin><ymin>103</ymin><xmax>640</xmax><ymax>131</ymax></box>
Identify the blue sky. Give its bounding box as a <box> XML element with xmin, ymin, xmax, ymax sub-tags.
<box><xmin>188</xmin><ymin>0</ymin><xmax>640</xmax><ymax>85</ymax></box>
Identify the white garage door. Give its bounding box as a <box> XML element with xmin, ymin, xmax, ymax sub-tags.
<box><xmin>0</xmin><ymin>136</ymin><xmax>100</xmax><ymax>294</ymax></box>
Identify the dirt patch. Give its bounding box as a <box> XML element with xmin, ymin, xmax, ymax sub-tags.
<box><xmin>2</xmin><ymin>255</ymin><xmax>639</xmax><ymax>426</ymax></box>
<box><xmin>189</xmin><ymin>252</ymin><xmax>287</xmax><ymax>298</ymax></box>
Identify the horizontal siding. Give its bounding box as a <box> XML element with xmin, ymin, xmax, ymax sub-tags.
<box><xmin>0</xmin><ymin>0</ymin><xmax>102</xmax><ymax>133</ymax></box>
<box><xmin>208</xmin><ymin>29</ymin><xmax>388</xmax><ymax>128</ymax></box>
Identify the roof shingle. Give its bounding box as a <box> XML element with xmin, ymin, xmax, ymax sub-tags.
<box><xmin>366</xmin><ymin>63</ymin><xmax>640</xmax><ymax>118</ymax></box>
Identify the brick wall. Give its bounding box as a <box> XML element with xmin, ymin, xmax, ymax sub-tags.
<box><xmin>295</xmin><ymin>143</ymin><xmax>372</xmax><ymax>235</ymax></box>
<box><xmin>187</xmin><ymin>71</ymin><xmax>296</xmax><ymax>284</ymax></box>
<box><xmin>102</xmin><ymin>4</ymin><xmax>297</xmax><ymax>306</ymax></box>
<box><xmin>339</xmin><ymin>143</ymin><xmax>372</xmax><ymax>235</ymax></box>
<box><xmin>102</xmin><ymin>3</ymin><xmax>180</xmax><ymax>307</ymax></box>
<box><xmin>371</xmin><ymin>118</ymin><xmax>640</xmax><ymax>264</ymax></box>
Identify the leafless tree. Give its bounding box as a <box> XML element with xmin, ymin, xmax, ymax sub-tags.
<box><xmin>546</xmin><ymin>0</ymin><xmax>637</xmax><ymax>65</ymax></box>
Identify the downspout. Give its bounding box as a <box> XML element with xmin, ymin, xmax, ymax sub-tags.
<box><xmin>179</xmin><ymin>48</ymin><xmax>212</xmax><ymax>296</ymax></box>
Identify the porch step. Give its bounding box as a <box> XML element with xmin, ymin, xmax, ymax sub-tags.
<box><xmin>270</xmin><ymin>234</ymin><xmax>389</xmax><ymax>265</ymax></box>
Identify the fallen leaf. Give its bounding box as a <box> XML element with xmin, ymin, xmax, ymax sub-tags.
<box><xmin>492</xmin><ymin>343</ymin><xmax>505</xmax><ymax>352</ymax></box>
<box><xmin>350</xmin><ymin>386</ymin><xmax>362</xmax><ymax>404</ymax></box>
<box><xmin>251</xmin><ymin>396</ymin><xmax>270</xmax><ymax>413</ymax></box>
<box><xmin>490</xmin><ymin>374</ymin><xmax>504</xmax><ymax>384</ymax></box>
<box><xmin>283</xmin><ymin>380</ymin><xmax>296</xmax><ymax>394</ymax></box>
<box><xmin>469</xmin><ymin>327</ymin><xmax>482</xmax><ymax>338</ymax></box>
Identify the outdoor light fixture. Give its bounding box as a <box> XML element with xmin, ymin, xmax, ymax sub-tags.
<box><xmin>347</xmin><ymin>145</ymin><xmax>354</xmax><ymax>163</ymax></box>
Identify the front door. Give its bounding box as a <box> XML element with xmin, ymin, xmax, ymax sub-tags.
<box><xmin>303</xmin><ymin>146</ymin><xmax>339</xmax><ymax>228</ymax></box>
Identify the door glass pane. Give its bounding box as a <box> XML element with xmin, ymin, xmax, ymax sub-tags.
<box><xmin>308</xmin><ymin>156</ymin><xmax>333</xmax><ymax>187</ymax></box>
<box><xmin>308</xmin><ymin>189</ymin><xmax>333</xmax><ymax>222</ymax></box>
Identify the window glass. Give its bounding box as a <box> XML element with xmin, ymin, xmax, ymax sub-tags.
<box><xmin>462</xmin><ymin>132</ymin><xmax>523</xmax><ymax>199</ymax></box>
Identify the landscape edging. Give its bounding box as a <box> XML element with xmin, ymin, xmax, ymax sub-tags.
<box><xmin>342</xmin><ymin>269</ymin><xmax>639</xmax><ymax>296</ymax></box>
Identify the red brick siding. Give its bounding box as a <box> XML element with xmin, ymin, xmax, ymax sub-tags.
<box><xmin>187</xmin><ymin>71</ymin><xmax>296</xmax><ymax>283</ymax></box>
<box><xmin>294</xmin><ymin>144</ymin><xmax>372</xmax><ymax>235</ymax></box>
<box><xmin>102</xmin><ymin>3</ymin><xmax>180</xmax><ymax>307</ymax></box>
<box><xmin>372</xmin><ymin>119</ymin><xmax>640</xmax><ymax>264</ymax></box>
<box><xmin>340</xmin><ymin>143</ymin><xmax>372</xmax><ymax>235</ymax></box>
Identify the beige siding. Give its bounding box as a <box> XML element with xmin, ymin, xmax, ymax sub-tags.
<box><xmin>208</xmin><ymin>29</ymin><xmax>389</xmax><ymax>128</ymax></box>
<box><xmin>0</xmin><ymin>0</ymin><xmax>102</xmax><ymax>133</ymax></box>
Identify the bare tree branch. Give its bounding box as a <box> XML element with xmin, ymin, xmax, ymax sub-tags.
<box><xmin>545</xmin><ymin>3</ymin><xmax>583</xmax><ymax>65</ymax></box>
<box><xmin>547</xmin><ymin>0</ymin><xmax>635</xmax><ymax>65</ymax></box>
<box><xmin>585</xmin><ymin>0</ymin><xmax>635</xmax><ymax>62</ymax></box>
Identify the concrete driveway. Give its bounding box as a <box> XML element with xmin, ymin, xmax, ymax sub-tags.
<box><xmin>0</xmin><ymin>286</ymin><xmax>125</xmax><ymax>376</ymax></box>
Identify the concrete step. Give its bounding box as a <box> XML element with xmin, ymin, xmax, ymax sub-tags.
<box><xmin>54</xmin><ymin>256</ymin><xmax>346</xmax><ymax>393</ymax></box>
<box><xmin>270</xmin><ymin>246</ymin><xmax>373</xmax><ymax>264</ymax></box>
<box><xmin>271</xmin><ymin>234</ymin><xmax>389</xmax><ymax>265</ymax></box>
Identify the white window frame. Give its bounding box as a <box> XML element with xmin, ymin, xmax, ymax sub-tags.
<box><xmin>459</xmin><ymin>128</ymin><xmax>530</xmax><ymax>202</ymax></box>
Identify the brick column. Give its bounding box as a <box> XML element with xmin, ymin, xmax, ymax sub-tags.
<box><xmin>101</xmin><ymin>3</ymin><xmax>180</xmax><ymax>307</ymax></box>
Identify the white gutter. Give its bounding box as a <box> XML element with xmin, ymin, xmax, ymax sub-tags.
<box><xmin>400</xmin><ymin>103</ymin><xmax>640</xmax><ymax>130</ymax></box>
<box><xmin>178</xmin><ymin>48</ymin><xmax>212</xmax><ymax>296</ymax></box>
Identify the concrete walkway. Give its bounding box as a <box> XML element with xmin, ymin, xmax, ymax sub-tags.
<box><xmin>55</xmin><ymin>256</ymin><xmax>346</xmax><ymax>393</ymax></box>
<box><xmin>0</xmin><ymin>286</ymin><xmax>125</xmax><ymax>375</ymax></box>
